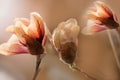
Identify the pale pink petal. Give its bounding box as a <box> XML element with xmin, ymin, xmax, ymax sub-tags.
<box><xmin>14</xmin><ymin>18</ymin><xmax>30</xmax><ymax>26</ymax></box>
<box><xmin>42</xmin><ymin>35</ymin><xmax>47</xmax><ymax>46</ymax></box>
<box><xmin>6</xmin><ymin>19</ymin><xmax>29</xmax><ymax>35</ymax></box>
<box><xmin>6</xmin><ymin>25</ymin><xmax>15</xmax><ymax>33</ymax></box>
<box><xmin>0</xmin><ymin>35</ymin><xmax>29</xmax><ymax>55</ymax></box>
<box><xmin>82</xmin><ymin>20</ymin><xmax>108</xmax><ymax>35</ymax></box>
<box><xmin>6</xmin><ymin>22</ymin><xmax>28</xmax><ymax>44</ymax></box>
<box><xmin>113</xmin><ymin>12</ymin><xmax>118</xmax><ymax>22</ymax></box>
<box><xmin>82</xmin><ymin>24</ymin><xmax>108</xmax><ymax>35</ymax></box>
<box><xmin>95</xmin><ymin>1</ymin><xmax>113</xmax><ymax>18</ymax></box>
<box><xmin>28</xmin><ymin>12</ymin><xmax>44</xmax><ymax>39</ymax></box>
<box><xmin>87</xmin><ymin>12</ymin><xmax>98</xmax><ymax>19</ymax></box>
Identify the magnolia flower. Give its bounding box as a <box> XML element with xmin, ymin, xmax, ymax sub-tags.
<box><xmin>82</xmin><ymin>1</ymin><xmax>119</xmax><ymax>35</ymax></box>
<box><xmin>52</xmin><ymin>19</ymin><xmax>80</xmax><ymax>66</ymax></box>
<box><xmin>0</xmin><ymin>12</ymin><xmax>48</xmax><ymax>80</ymax></box>
<box><xmin>82</xmin><ymin>0</ymin><xmax>120</xmax><ymax>74</ymax></box>
<box><xmin>0</xmin><ymin>12</ymin><xmax>46</xmax><ymax>55</ymax></box>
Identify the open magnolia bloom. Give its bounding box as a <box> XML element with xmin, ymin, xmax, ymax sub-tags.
<box><xmin>82</xmin><ymin>0</ymin><xmax>120</xmax><ymax>72</ymax></box>
<box><xmin>82</xmin><ymin>1</ymin><xmax>119</xmax><ymax>35</ymax></box>
<box><xmin>0</xmin><ymin>12</ymin><xmax>46</xmax><ymax>56</ymax></box>
<box><xmin>52</xmin><ymin>18</ymin><xmax>80</xmax><ymax>67</ymax></box>
<box><xmin>0</xmin><ymin>12</ymin><xmax>48</xmax><ymax>80</ymax></box>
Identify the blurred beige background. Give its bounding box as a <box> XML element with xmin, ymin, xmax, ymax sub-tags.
<box><xmin>0</xmin><ymin>0</ymin><xmax>120</xmax><ymax>80</ymax></box>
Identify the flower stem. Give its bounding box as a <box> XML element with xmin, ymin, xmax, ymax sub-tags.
<box><xmin>107</xmin><ymin>30</ymin><xmax>120</xmax><ymax>69</ymax></box>
<box><xmin>70</xmin><ymin>64</ymin><xmax>96</xmax><ymax>80</ymax></box>
<box><xmin>32</xmin><ymin>55</ymin><xmax>41</xmax><ymax>80</ymax></box>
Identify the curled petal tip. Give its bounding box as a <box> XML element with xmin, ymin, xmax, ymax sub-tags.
<box><xmin>6</xmin><ymin>25</ymin><xmax>15</xmax><ymax>33</ymax></box>
<box><xmin>66</xmin><ymin>18</ymin><xmax>78</xmax><ymax>25</ymax></box>
<box><xmin>29</xmin><ymin>12</ymin><xmax>45</xmax><ymax>38</ymax></box>
<box><xmin>30</xmin><ymin>12</ymin><xmax>43</xmax><ymax>24</ymax></box>
<box><xmin>94</xmin><ymin>1</ymin><xmax>103</xmax><ymax>4</ymax></box>
<box><xmin>31</xmin><ymin>12</ymin><xmax>39</xmax><ymax>15</ymax></box>
<box><xmin>94</xmin><ymin>1</ymin><xmax>106</xmax><ymax>8</ymax></box>
<box><xmin>14</xmin><ymin>18</ymin><xmax>29</xmax><ymax>26</ymax></box>
<box><xmin>95</xmin><ymin>1</ymin><xmax>113</xmax><ymax>18</ymax></box>
<box><xmin>30</xmin><ymin>12</ymin><xmax>42</xmax><ymax>19</ymax></box>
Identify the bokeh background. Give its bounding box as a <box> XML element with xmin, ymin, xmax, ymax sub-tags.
<box><xmin>0</xmin><ymin>0</ymin><xmax>120</xmax><ymax>80</ymax></box>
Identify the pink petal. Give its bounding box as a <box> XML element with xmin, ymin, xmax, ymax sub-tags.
<box><xmin>0</xmin><ymin>35</ymin><xmax>29</xmax><ymax>55</ymax></box>
<box><xmin>42</xmin><ymin>35</ymin><xmax>47</xmax><ymax>46</ymax></box>
<box><xmin>90</xmin><ymin>24</ymin><xmax>108</xmax><ymax>32</ymax></box>
<box><xmin>14</xmin><ymin>18</ymin><xmax>30</xmax><ymax>26</ymax></box>
<box><xmin>113</xmin><ymin>12</ymin><xmax>118</xmax><ymax>22</ymax></box>
<box><xmin>82</xmin><ymin>20</ymin><xmax>108</xmax><ymax>35</ymax></box>
<box><xmin>6</xmin><ymin>23</ymin><xmax>27</xmax><ymax>44</ymax></box>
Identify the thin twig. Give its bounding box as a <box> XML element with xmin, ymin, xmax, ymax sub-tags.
<box><xmin>107</xmin><ymin>30</ymin><xmax>120</xmax><ymax>69</ymax></box>
<box><xmin>32</xmin><ymin>55</ymin><xmax>41</xmax><ymax>80</ymax></box>
<box><xmin>70</xmin><ymin>64</ymin><xmax>96</xmax><ymax>80</ymax></box>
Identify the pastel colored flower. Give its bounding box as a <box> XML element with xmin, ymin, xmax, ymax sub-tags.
<box><xmin>52</xmin><ymin>18</ymin><xmax>80</xmax><ymax>66</ymax></box>
<box><xmin>0</xmin><ymin>12</ymin><xmax>46</xmax><ymax>55</ymax></box>
<box><xmin>82</xmin><ymin>1</ymin><xmax>119</xmax><ymax>35</ymax></box>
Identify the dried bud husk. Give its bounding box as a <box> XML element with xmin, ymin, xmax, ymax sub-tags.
<box><xmin>52</xmin><ymin>18</ymin><xmax>80</xmax><ymax>66</ymax></box>
<box><xmin>60</xmin><ymin>42</ymin><xmax>77</xmax><ymax>65</ymax></box>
